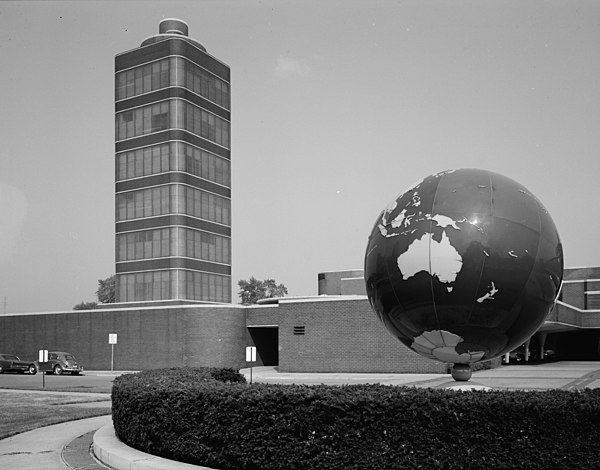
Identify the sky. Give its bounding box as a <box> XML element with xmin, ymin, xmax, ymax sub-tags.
<box><xmin>1</xmin><ymin>0</ymin><xmax>599</xmax><ymax>313</ymax></box>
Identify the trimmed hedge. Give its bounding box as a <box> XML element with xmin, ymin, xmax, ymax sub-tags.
<box><xmin>112</xmin><ymin>368</ymin><xmax>600</xmax><ymax>469</ymax></box>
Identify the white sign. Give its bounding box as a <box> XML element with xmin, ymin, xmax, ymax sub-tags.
<box><xmin>246</xmin><ymin>346</ymin><xmax>257</xmax><ymax>362</ymax></box>
<box><xmin>109</xmin><ymin>333</ymin><xmax>118</xmax><ymax>344</ymax></box>
<box><xmin>38</xmin><ymin>349</ymin><xmax>48</xmax><ymax>362</ymax></box>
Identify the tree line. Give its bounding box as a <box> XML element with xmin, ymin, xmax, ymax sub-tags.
<box><xmin>73</xmin><ymin>275</ymin><xmax>287</xmax><ymax>309</ymax></box>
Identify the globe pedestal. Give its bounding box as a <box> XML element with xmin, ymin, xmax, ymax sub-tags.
<box><xmin>451</xmin><ymin>364</ymin><xmax>472</xmax><ymax>381</ymax></box>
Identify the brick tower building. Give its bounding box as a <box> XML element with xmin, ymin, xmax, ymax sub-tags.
<box><xmin>114</xmin><ymin>19</ymin><xmax>232</xmax><ymax>303</ymax></box>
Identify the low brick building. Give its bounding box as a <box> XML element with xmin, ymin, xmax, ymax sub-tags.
<box><xmin>0</xmin><ymin>296</ymin><xmax>447</xmax><ymax>373</ymax></box>
<box><xmin>0</xmin><ymin>304</ymin><xmax>247</xmax><ymax>371</ymax></box>
<box><xmin>1</xmin><ymin>268</ymin><xmax>599</xmax><ymax>373</ymax></box>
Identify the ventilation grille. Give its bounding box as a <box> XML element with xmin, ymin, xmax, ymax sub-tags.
<box><xmin>293</xmin><ymin>326</ymin><xmax>305</xmax><ymax>336</ymax></box>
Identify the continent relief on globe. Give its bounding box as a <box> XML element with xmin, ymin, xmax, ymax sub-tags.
<box><xmin>379</xmin><ymin>204</ymin><xmax>489</xmax><ymax>362</ymax></box>
<box><xmin>378</xmin><ymin>187</ymin><xmax>487</xmax><ymax>290</ymax></box>
<box><xmin>411</xmin><ymin>330</ymin><xmax>485</xmax><ymax>364</ymax></box>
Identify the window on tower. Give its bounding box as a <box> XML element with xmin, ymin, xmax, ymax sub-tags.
<box><xmin>116</xmin><ymin>101</ymin><xmax>173</xmax><ymax>140</ymax></box>
<box><xmin>115</xmin><ymin>58</ymin><xmax>174</xmax><ymax>100</ymax></box>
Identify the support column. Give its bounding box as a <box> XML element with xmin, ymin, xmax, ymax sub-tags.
<box><xmin>538</xmin><ymin>332</ymin><xmax>547</xmax><ymax>361</ymax></box>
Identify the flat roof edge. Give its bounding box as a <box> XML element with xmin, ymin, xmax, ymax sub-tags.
<box><xmin>0</xmin><ymin>303</ymin><xmax>246</xmax><ymax>317</ymax></box>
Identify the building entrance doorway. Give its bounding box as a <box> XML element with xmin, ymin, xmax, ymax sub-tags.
<box><xmin>248</xmin><ymin>327</ymin><xmax>278</xmax><ymax>366</ymax></box>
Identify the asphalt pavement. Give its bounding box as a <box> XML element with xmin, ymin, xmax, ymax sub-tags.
<box><xmin>244</xmin><ymin>361</ymin><xmax>600</xmax><ymax>390</ymax></box>
<box><xmin>1</xmin><ymin>361</ymin><xmax>599</xmax><ymax>470</ymax></box>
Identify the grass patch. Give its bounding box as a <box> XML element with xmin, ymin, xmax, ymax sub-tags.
<box><xmin>0</xmin><ymin>379</ymin><xmax>113</xmax><ymax>394</ymax></box>
<box><xmin>0</xmin><ymin>392</ymin><xmax>111</xmax><ymax>439</ymax></box>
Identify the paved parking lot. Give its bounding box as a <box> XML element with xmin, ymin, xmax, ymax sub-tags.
<box><xmin>241</xmin><ymin>361</ymin><xmax>600</xmax><ymax>390</ymax></box>
<box><xmin>0</xmin><ymin>370</ymin><xmax>130</xmax><ymax>393</ymax></box>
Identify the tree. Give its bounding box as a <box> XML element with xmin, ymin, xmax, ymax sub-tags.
<box><xmin>72</xmin><ymin>275</ymin><xmax>116</xmax><ymax>310</ymax></box>
<box><xmin>263</xmin><ymin>278</ymin><xmax>288</xmax><ymax>299</ymax></box>
<box><xmin>237</xmin><ymin>277</ymin><xmax>288</xmax><ymax>305</ymax></box>
<box><xmin>96</xmin><ymin>275</ymin><xmax>116</xmax><ymax>304</ymax></box>
<box><xmin>73</xmin><ymin>301</ymin><xmax>98</xmax><ymax>310</ymax></box>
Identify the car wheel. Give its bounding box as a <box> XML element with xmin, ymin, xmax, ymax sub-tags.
<box><xmin>53</xmin><ymin>365</ymin><xmax>63</xmax><ymax>375</ymax></box>
<box><xmin>72</xmin><ymin>371</ymin><xmax>80</xmax><ymax>376</ymax></box>
<box><xmin>28</xmin><ymin>364</ymin><xmax>37</xmax><ymax>375</ymax></box>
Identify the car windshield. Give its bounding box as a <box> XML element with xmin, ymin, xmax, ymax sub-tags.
<box><xmin>3</xmin><ymin>355</ymin><xmax>19</xmax><ymax>360</ymax></box>
<box><xmin>64</xmin><ymin>355</ymin><xmax>75</xmax><ymax>360</ymax></box>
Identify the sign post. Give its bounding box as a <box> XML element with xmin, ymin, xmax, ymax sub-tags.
<box><xmin>38</xmin><ymin>349</ymin><xmax>48</xmax><ymax>388</ymax></box>
<box><xmin>109</xmin><ymin>334</ymin><xmax>117</xmax><ymax>371</ymax></box>
<box><xmin>245</xmin><ymin>346</ymin><xmax>257</xmax><ymax>384</ymax></box>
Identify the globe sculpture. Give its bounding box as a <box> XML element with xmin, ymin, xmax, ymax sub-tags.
<box><xmin>364</xmin><ymin>168</ymin><xmax>564</xmax><ymax>381</ymax></box>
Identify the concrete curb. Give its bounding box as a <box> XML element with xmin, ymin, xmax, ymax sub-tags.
<box><xmin>93</xmin><ymin>424</ymin><xmax>215</xmax><ymax>470</ymax></box>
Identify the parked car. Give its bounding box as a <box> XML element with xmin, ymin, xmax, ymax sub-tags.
<box><xmin>502</xmin><ymin>347</ymin><xmax>557</xmax><ymax>365</ymax></box>
<box><xmin>32</xmin><ymin>351</ymin><xmax>83</xmax><ymax>375</ymax></box>
<box><xmin>0</xmin><ymin>354</ymin><xmax>35</xmax><ymax>374</ymax></box>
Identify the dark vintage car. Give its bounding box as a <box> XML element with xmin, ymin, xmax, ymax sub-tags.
<box><xmin>0</xmin><ymin>354</ymin><xmax>35</xmax><ymax>374</ymax></box>
<box><xmin>502</xmin><ymin>346</ymin><xmax>558</xmax><ymax>364</ymax></box>
<box><xmin>32</xmin><ymin>351</ymin><xmax>83</xmax><ymax>375</ymax></box>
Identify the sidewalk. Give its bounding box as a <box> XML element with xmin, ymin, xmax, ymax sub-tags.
<box><xmin>1</xmin><ymin>362</ymin><xmax>599</xmax><ymax>470</ymax></box>
<box><xmin>0</xmin><ymin>415</ymin><xmax>112</xmax><ymax>470</ymax></box>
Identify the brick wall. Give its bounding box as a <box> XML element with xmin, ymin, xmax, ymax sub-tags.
<box><xmin>183</xmin><ymin>306</ymin><xmax>248</xmax><ymax>369</ymax></box>
<box><xmin>246</xmin><ymin>305</ymin><xmax>279</xmax><ymax>326</ymax></box>
<box><xmin>278</xmin><ymin>297</ymin><xmax>448</xmax><ymax>373</ymax></box>
<box><xmin>0</xmin><ymin>305</ymin><xmax>247</xmax><ymax>371</ymax></box>
<box><xmin>563</xmin><ymin>267</ymin><xmax>600</xmax><ymax>281</ymax></box>
<box><xmin>318</xmin><ymin>270</ymin><xmax>364</xmax><ymax>295</ymax></box>
<box><xmin>341</xmin><ymin>277</ymin><xmax>366</xmax><ymax>295</ymax></box>
<box><xmin>561</xmin><ymin>282</ymin><xmax>585</xmax><ymax>309</ymax></box>
<box><xmin>561</xmin><ymin>267</ymin><xmax>600</xmax><ymax>311</ymax></box>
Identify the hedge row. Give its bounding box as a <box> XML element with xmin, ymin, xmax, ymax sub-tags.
<box><xmin>112</xmin><ymin>368</ymin><xmax>600</xmax><ymax>470</ymax></box>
